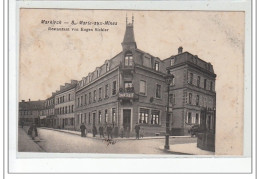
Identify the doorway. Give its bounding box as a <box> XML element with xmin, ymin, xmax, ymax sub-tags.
<box><xmin>123</xmin><ymin>109</ymin><xmax>131</xmax><ymax>130</ymax></box>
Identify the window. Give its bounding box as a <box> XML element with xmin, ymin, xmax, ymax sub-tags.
<box><xmin>112</xmin><ymin>108</ymin><xmax>116</xmax><ymax>125</ymax></box>
<box><xmin>68</xmin><ymin>94</ymin><xmax>71</xmax><ymax>101</ymax></box>
<box><xmin>124</xmin><ymin>81</ymin><xmax>133</xmax><ymax>92</ymax></box>
<box><xmin>77</xmin><ymin>97</ymin><xmax>80</xmax><ymax>107</ymax></box>
<box><xmin>170</xmin><ymin>58</ymin><xmax>175</xmax><ymax>66</ymax></box>
<box><xmin>187</xmin><ymin>112</ymin><xmax>192</xmax><ymax>123</ymax></box>
<box><xmin>57</xmin><ymin>98</ymin><xmax>59</xmax><ymax>104</ymax></box>
<box><xmin>65</xmin><ymin>106</ymin><xmax>67</xmax><ymax>114</ymax></box>
<box><xmin>85</xmin><ymin>94</ymin><xmax>87</xmax><ymax>105</ymax></box>
<box><xmin>197</xmin><ymin>76</ymin><xmax>200</xmax><ymax>87</ymax></box>
<box><xmin>169</xmin><ymin>94</ymin><xmax>173</xmax><ymax>104</ymax></box>
<box><xmin>196</xmin><ymin>113</ymin><xmax>199</xmax><ymax>124</ymax></box>
<box><xmin>99</xmin><ymin>88</ymin><xmax>102</xmax><ymax>100</ymax></box>
<box><xmin>106</xmin><ymin>63</ymin><xmax>109</xmax><ymax>72</ymax></box>
<box><xmin>62</xmin><ymin>107</ymin><xmax>64</xmax><ymax>114</ymax></box>
<box><xmin>97</xmin><ymin>70</ymin><xmax>100</xmax><ymax>77</ymax></box>
<box><xmin>93</xmin><ymin>90</ymin><xmax>97</xmax><ymax>102</ymax></box>
<box><xmin>62</xmin><ymin>96</ymin><xmax>64</xmax><ymax>102</ymax></box>
<box><xmin>71</xmin><ymin>105</ymin><xmax>74</xmax><ymax>112</ymax></box>
<box><xmin>112</xmin><ymin>81</ymin><xmax>117</xmax><ymax>95</ymax></box>
<box><xmin>189</xmin><ymin>93</ymin><xmax>192</xmax><ymax>104</ymax></box>
<box><xmin>80</xmin><ymin>96</ymin><xmax>83</xmax><ymax>106</ymax></box>
<box><xmin>84</xmin><ymin>113</ymin><xmax>87</xmax><ymax>124</ymax></box>
<box><xmin>196</xmin><ymin>95</ymin><xmax>200</xmax><ymax>106</ymax></box>
<box><xmin>139</xmin><ymin>80</ymin><xmax>146</xmax><ymax>95</ymax></box>
<box><xmin>70</xmin><ymin>118</ymin><xmax>74</xmax><ymax>125</ymax></box>
<box><xmin>204</xmin><ymin>79</ymin><xmax>207</xmax><ymax>89</ymax></box>
<box><xmin>156</xmin><ymin>84</ymin><xmax>161</xmax><ymax>98</ymax></box>
<box><xmin>125</xmin><ymin>53</ymin><xmax>133</xmax><ymax>66</ymax></box>
<box><xmin>189</xmin><ymin>73</ymin><xmax>193</xmax><ymax>84</ymax></box>
<box><xmin>68</xmin><ymin>106</ymin><xmax>71</xmax><ymax>113</ymax></box>
<box><xmin>105</xmin><ymin>110</ymin><xmax>108</xmax><ymax>123</ymax></box>
<box><xmin>98</xmin><ymin>111</ymin><xmax>102</xmax><ymax>124</ymax></box>
<box><xmin>89</xmin><ymin>92</ymin><xmax>92</xmax><ymax>104</ymax></box>
<box><xmin>105</xmin><ymin>84</ymin><xmax>109</xmax><ymax>98</ymax></box>
<box><xmin>210</xmin><ymin>81</ymin><xmax>213</xmax><ymax>91</ymax></box>
<box><xmin>88</xmin><ymin>113</ymin><xmax>91</xmax><ymax>124</ymax></box>
<box><xmin>139</xmin><ymin>108</ymin><xmax>149</xmax><ymax>124</ymax></box>
<box><xmin>155</xmin><ymin>62</ymin><xmax>159</xmax><ymax>71</ymax></box>
<box><xmin>151</xmin><ymin>110</ymin><xmax>160</xmax><ymax>125</ymax></box>
<box><xmin>80</xmin><ymin>113</ymin><xmax>83</xmax><ymax>124</ymax></box>
<box><xmin>171</xmin><ymin>76</ymin><xmax>175</xmax><ymax>86</ymax></box>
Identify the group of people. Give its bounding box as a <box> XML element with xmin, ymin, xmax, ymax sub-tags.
<box><xmin>80</xmin><ymin>123</ymin><xmax>114</xmax><ymax>139</ymax></box>
<box><xmin>80</xmin><ymin>123</ymin><xmax>144</xmax><ymax>140</ymax></box>
<box><xmin>27</xmin><ymin>123</ymin><xmax>38</xmax><ymax>140</ymax></box>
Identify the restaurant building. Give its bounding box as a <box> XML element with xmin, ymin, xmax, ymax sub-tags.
<box><xmin>75</xmin><ymin>17</ymin><xmax>168</xmax><ymax>136</ymax></box>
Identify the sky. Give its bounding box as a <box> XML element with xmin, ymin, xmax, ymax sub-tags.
<box><xmin>19</xmin><ymin>9</ymin><xmax>245</xmax><ymax>155</ymax></box>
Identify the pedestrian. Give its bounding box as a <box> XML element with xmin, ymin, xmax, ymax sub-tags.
<box><xmin>80</xmin><ymin>123</ymin><xmax>86</xmax><ymax>137</ymax></box>
<box><xmin>107</xmin><ymin>123</ymin><xmax>113</xmax><ymax>140</ymax></box>
<box><xmin>92</xmin><ymin>125</ymin><xmax>97</xmax><ymax>137</ymax></box>
<box><xmin>140</xmin><ymin>127</ymin><xmax>144</xmax><ymax>138</ymax></box>
<box><xmin>126</xmin><ymin>125</ymin><xmax>130</xmax><ymax>138</ymax></box>
<box><xmin>21</xmin><ymin>120</ymin><xmax>24</xmax><ymax>128</ymax></box>
<box><xmin>135</xmin><ymin>123</ymin><xmax>140</xmax><ymax>139</ymax></box>
<box><xmin>33</xmin><ymin>123</ymin><xmax>38</xmax><ymax>137</ymax></box>
<box><xmin>99</xmin><ymin>125</ymin><xmax>105</xmax><ymax>138</ymax></box>
<box><xmin>28</xmin><ymin>123</ymin><xmax>33</xmax><ymax>136</ymax></box>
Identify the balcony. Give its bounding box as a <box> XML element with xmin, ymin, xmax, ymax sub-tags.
<box><xmin>118</xmin><ymin>87</ymin><xmax>138</xmax><ymax>103</ymax></box>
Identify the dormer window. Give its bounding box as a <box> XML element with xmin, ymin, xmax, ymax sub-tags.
<box><xmin>125</xmin><ymin>53</ymin><xmax>133</xmax><ymax>66</ymax></box>
<box><xmin>155</xmin><ymin>61</ymin><xmax>159</xmax><ymax>71</ymax></box>
<box><xmin>170</xmin><ymin>58</ymin><xmax>175</xmax><ymax>66</ymax></box>
<box><xmin>106</xmin><ymin>63</ymin><xmax>110</xmax><ymax>72</ymax></box>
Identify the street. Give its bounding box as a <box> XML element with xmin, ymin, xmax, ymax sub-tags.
<box><xmin>19</xmin><ymin>127</ymin><xmax>197</xmax><ymax>154</ymax></box>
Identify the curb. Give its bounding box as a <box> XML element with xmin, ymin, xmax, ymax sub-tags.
<box><xmin>39</xmin><ymin>127</ymin><xmax>193</xmax><ymax>141</ymax></box>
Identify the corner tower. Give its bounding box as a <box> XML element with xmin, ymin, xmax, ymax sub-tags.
<box><xmin>121</xmin><ymin>15</ymin><xmax>137</xmax><ymax>50</ymax></box>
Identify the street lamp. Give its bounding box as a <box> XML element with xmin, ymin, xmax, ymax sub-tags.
<box><xmin>164</xmin><ymin>69</ymin><xmax>174</xmax><ymax>150</ymax></box>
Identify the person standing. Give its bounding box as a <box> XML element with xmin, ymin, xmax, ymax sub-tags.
<box><xmin>99</xmin><ymin>125</ymin><xmax>104</xmax><ymax>138</ymax></box>
<box><xmin>80</xmin><ymin>123</ymin><xmax>86</xmax><ymax>137</ymax></box>
<box><xmin>92</xmin><ymin>125</ymin><xmax>97</xmax><ymax>137</ymax></box>
<box><xmin>135</xmin><ymin>123</ymin><xmax>140</xmax><ymax>140</ymax></box>
<box><xmin>107</xmin><ymin>124</ymin><xmax>113</xmax><ymax>140</ymax></box>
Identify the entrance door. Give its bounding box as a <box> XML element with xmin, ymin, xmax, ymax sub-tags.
<box><xmin>123</xmin><ymin>109</ymin><xmax>131</xmax><ymax>130</ymax></box>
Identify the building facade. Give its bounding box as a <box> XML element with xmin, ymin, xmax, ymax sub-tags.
<box><xmin>75</xmin><ymin>17</ymin><xmax>168</xmax><ymax>136</ymax></box>
<box><xmin>164</xmin><ymin>48</ymin><xmax>216</xmax><ymax>135</ymax></box>
<box><xmin>54</xmin><ymin>80</ymin><xmax>77</xmax><ymax>129</ymax></box>
<box><xmin>19</xmin><ymin>99</ymin><xmax>45</xmax><ymax>126</ymax></box>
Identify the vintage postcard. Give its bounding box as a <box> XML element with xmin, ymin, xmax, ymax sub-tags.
<box><xmin>18</xmin><ymin>9</ymin><xmax>245</xmax><ymax>156</ymax></box>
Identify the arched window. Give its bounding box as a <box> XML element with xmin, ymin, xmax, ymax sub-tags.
<box><xmin>124</xmin><ymin>52</ymin><xmax>133</xmax><ymax>66</ymax></box>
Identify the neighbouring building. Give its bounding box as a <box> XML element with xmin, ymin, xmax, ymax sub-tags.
<box><xmin>41</xmin><ymin>92</ymin><xmax>56</xmax><ymax>127</ymax></box>
<box><xmin>19</xmin><ymin>99</ymin><xmax>45</xmax><ymax>126</ymax></box>
<box><xmin>164</xmin><ymin>47</ymin><xmax>216</xmax><ymax>136</ymax></box>
<box><xmin>75</xmin><ymin>16</ymin><xmax>168</xmax><ymax>136</ymax></box>
<box><xmin>54</xmin><ymin>80</ymin><xmax>77</xmax><ymax>129</ymax></box>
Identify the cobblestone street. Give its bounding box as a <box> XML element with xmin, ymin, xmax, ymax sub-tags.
<box><xmin>19</xmin><ymin>127</ymin><xmax>197</xmax><ymax>154</ymax></box>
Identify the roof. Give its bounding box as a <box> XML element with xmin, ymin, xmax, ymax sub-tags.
<box><xmin>19</xmin><ymin>100</ymin><xmax>45</xmax><ymax>111</ymax></box>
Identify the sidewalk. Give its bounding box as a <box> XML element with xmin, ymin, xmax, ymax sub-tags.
<box><xmin>40</xmin><ymin>127</ymin><xmax>191</xmax><ymax>140</ymax></box>
<box><xmin>18</xmin><ymin>127</ymin><xmax>44</xmax><ymax>152</ymax></box>
<box><xmin>159</xmin><ymin>143</ymin><xmax>215</xmax><ymax>155</ymax></box>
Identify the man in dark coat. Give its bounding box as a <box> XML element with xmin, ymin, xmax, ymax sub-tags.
<box><xmin>80</xmin><ymin>123</ymin><xmax>86</xmax><ymax>137</ymax></box>
<box><xmin>99</xmin><ymin>125</ymin><xmax>104</xmax><ymax>138</ymax></box>
<box><xmin>135</xmin><ymin>123</ymin><xmax>140</xmax><ymax>140</ymax></box>
<box><xmin>107</xmin><ymin>124</ymin><xmax>113</xmax><ymax>139</ymax></box>
<box><xmin>92</xmin><ymin>125</ymin><xmax>97</xmax><ymax>137</ymax></box>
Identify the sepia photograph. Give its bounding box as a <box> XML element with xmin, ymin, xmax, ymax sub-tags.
<box><xmin>18</xmin><ymin>9</ymin><xmax>245</xmax><ymax>156</ymax></box>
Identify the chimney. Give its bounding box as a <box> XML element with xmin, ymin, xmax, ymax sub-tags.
<box><xmin>178</xmin><ymin>46</ymin><xmax>183</xmax><ymax>54</ymax></box>
<box><xmin>22</xmin><ymin>100</ymin><xmax>25</xmax><ymax>102</ymax></box>
<box><xmin>29</xmin><ymin>99</ymin><xmax>31</xmax><ymax>102</ymax></box>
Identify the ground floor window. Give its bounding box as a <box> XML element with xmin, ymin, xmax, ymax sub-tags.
<box><xmin>112</xmin><ymin>108</ymin><xmax>116</xmax><ymax>124</ymax></box>
<box><xmin>187</xmin><ymin>112</ymin><xmax>192</xmax><ymax>124</ymax></box>
<box><xmin>151</xmin><ymin>110</ymin><xmax>160</xmax><ymax>125</ymax></box>
<box><xmin>105</xmin><ymin>109</ymin><xmax>108</xmax><ymax>123</ymax></box>
<box><xmin>98</xmin><ymin>111</ymin><xmax>102</xmax><ymax>124</ymax></box>
<box><xmin>70</xmin><ymin>118</ymin><xmax>74</xmax><ymax>125</ymax></box>
<box><xmin>196</xmin><ymin>113</ymin><xmax>199</xmax><ymax>124</ymax></box>
<box><xmin>139</xmin><ymin>108</ymin><xmax>149</xmax><ymax>124</ymax></box>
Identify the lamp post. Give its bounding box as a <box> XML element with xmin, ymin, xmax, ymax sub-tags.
<box><xmin>164</xmin><ymin>69</ymin><xmax>174</xmax><ymax>150</ymax></box>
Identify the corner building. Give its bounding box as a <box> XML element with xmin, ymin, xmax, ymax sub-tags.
<box><xmin>75</xmin><ymin>17</ymin><xmax>167</xmax><ymax>136</ymax></box>
<box><xmin>164</xmin><ymin>48</ymin><xmax>216</xmax><ymax>135</ymax></box>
